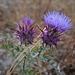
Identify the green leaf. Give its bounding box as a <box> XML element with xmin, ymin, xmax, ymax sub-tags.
<box><xmin>23</xmin><ymin>56</ymin><xmax>26</xmax><ymax>72</ymax></box>
<box><xmin>15</xmin><ymin>46</ymin><xmax>20</xmax><ymax>51</ymax></box>
<box><xmin>1</xmin><ymin>44</ymin><xmax>8</xmax><ymax>49</ymax></box>
<box><xmin>11</xmin><ymin>49</ymin><xmax>15</xmax><ymax>56</ymax></box>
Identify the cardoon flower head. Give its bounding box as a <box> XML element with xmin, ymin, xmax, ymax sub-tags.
<box><xmin>16</xmin><ymin>17</ymin><xmax>35</xmax><ymax>45</ymax></box>
<box><xmin>44</xmin><ymin>11</ymin><xmax>72</xmax><ymax>32</ymax></box>
<box><xmin>41</xmin><ymin>26</ymin><xmax>60</xmax><ymax>49</ymax></box>
<box><xmin>41</xmin><ymin>11</ymin><xmax>72</xmax><ymax>49</ymax></box>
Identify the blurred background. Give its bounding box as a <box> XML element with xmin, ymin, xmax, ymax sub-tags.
<box><xmin>0</xmin><ymin>0</ymin><xmax>75</xmax><ymax>75</ymax></box>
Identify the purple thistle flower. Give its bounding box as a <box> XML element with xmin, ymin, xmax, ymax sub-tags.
<box><xmin>16</xmin><ymin>17</ymin><xmax>35</xmax><ymax>46</ymax></box>
<box><xmin>41</xmin><ymin>11</ymin><xmax>72</xmax><ymax>49</ymax></box>
<box><xmin>41</xmin><ymin>26</ymin><xmax>61</xmax><ymax>49</ymax></box>
<box><xmin>44</xmin><ymin>11</ymin><xmax>72</xmax><ymax>32</ymax></box>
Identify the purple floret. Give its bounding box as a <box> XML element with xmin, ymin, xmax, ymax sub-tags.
<box><xmin>44</xmin><ymin>11</ymin><xmax>72</xmax><ymax>32</ymax></box>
